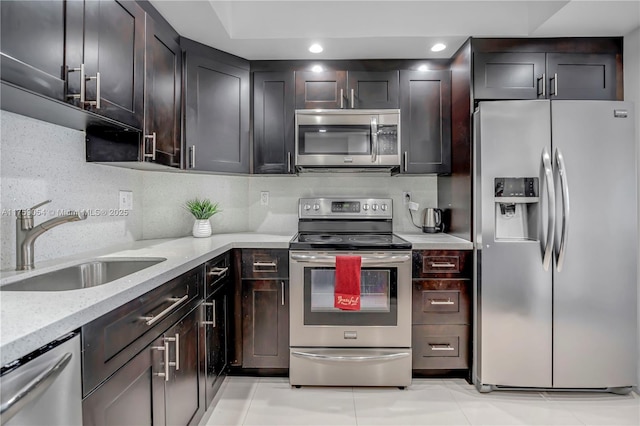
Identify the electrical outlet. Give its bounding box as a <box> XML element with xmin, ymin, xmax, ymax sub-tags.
<box><xmin>119</xmin><ymin>190</ymin><xmax>133</xmax><ymax>211</ymax></box>
<box><xmin>260</xmin><ymin>191</ymin><xmax>269</xmax><ymax>206</ymax></box>
<box><xmin>403</xmin><ymin>191</ymin><xmax>412</xmax><ymax>205</ymax></box>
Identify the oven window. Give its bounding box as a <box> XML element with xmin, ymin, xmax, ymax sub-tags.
<box><xmin>303</xmin><ymin>267</ymin><xmax>398</xmax><ymax>326</ymax></box>
<box><xmin>298</xmin><ymin>125</ymin><xmax>371</xmax><ymax>156</ymax></box>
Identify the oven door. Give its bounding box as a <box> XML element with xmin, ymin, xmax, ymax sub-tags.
<box><xmin>295</xmin><ymin>110</ymin><xmax>400</xmax><ymax>167</ymax></box>
<box><xmin>289</xmin><ymin>251</ymin><xmax>411</xmax><ymax>348</ymax></box>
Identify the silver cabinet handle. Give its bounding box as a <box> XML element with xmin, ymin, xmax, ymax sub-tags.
<box><xmin>66</xmin><ymin>64</ymin><xmax>85</xmax><ymax>103</ymax></box>
<box><xmin>429</xmin><ymin>262</ymin><xmax>456</xmax><ymax>268</ymax></box>
<box><xmin>202</xmin><ymin>301</ymin><xmax>216</xmax><ymax>327</ymax></box>
<box><xmin>537</xmin><ymin>73</ymin><xmax>546</xmax><ymax>98</ymax></box>
<box><xmin>550</xmin><ymin>73</ymin><xmax>558</xmax><ymax>97</ymax></box>
<box><xmin>290</xmin><ymin>253</ymin><xmax>410</xmax><ymax>264</ymax></box>
<box><xmin>86</xmin><ymin>72</ymin><xmax>101</xmax><ymax>108</ymax></box>
<box><xmin>144</xmin><ymin>132</ymin><xmax>157</xmax><ymax>160</ymax></box>
<box><xmin>208</xmin><ymin>266</ymin><xmax>228</xmax><ymax>277</ymax></box>
<box><xmin>340</xmin><ymin>88</ymin><xmax>344</xmax><ymax>109</ymax></box>
<box><xmin>287</xmin><ymin>151</ymin><xmax>292</xmax><ymax>173</ymax></box>
<box><xmin>350</xmin><ymin>88</ymin><xmax>355</xmax><ymax>109</ymax></box>
<box><xmin>174</xmin><ymin>333</ymin><xmax>179</xmax><ymax>371</ymax></box>
<box><xmin>429</xmin><ymin>344</ymin><xmax>455</xmax><ymax>351</ymax></box>
<box><xmin>253</xmin><ymin>261</ymin><xmax>276</xmax><ymax>267</ymax></box>
<box><xmin>152</xmin><ymin>341</ymin><xmax>170</xmax><ymax>381</ymax></box>
<box><xmin>189</xmin><ymin>145</ymin><xmax>196</xmax><ymax>169</ymax></box>
<box><xmin>555</xmin><ymin>148</ymin><xmax>570</xmax><ymax>272</ymax></box>
<box><xmin>541</xmin><ymin>147</ymin><xmax>556</xmax><ymax>271</ymax></box>
<box><xmin>281</xmin><ymin>281</ymin><xmax>285</xmax><ymax>306</ymax></box>
<box><xmin>403</xmin><ymin>151</ymin><xmax>408</xmax><ymax>172</ymax></box>
<box><xmin>163</xmin><ymin>334</ymin><xmax>178</xmax><ymax>373</ymax></box>
<box><xmin>0</xmin><ymin>352</ymin><xmax>72</xmax><ymax>423</ymax></box>
<box><xmin>142</xmin><ymin>294</ymin><xmax>189</xmax><ymax>326</ymax></box>
<box><xmin>430</xmin><ymin>299</ymin><xmax>455</xmax><ymax>305</ymax></box>
<box><xmin>292</xmin><ymin>351</ymin><xmax>410</xmax><ymax>362</ymax></box>
<box><xmin>370</xmin><ymin>116</ymin><xmax>378</xmax><ymax>163</ymax></box>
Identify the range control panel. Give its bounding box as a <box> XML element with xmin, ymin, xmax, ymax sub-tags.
<box><xmin>299</xmin><ymin>198</ymin><xmax>392</xmax><ymax>219</ymax></box>
<box><xmin>495</xmin><ymin>177</ymin><xmax>538</xmax><ymax>198</ymax></box>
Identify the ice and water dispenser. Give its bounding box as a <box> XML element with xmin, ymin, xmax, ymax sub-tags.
<box><xmin>494</xmin><ymin>177</ymin><xmax>539</xmax><ymax>240</ymax></box>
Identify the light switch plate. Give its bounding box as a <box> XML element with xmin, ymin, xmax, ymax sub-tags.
<box><xmin>119</xmin><ymin>190</ymin><xmax>133</xmax><ymax>211</ymax></box>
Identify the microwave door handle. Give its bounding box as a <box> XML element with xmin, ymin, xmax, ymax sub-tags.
<box><xmin>371</xmin><ymin>117</ymin><xmax>378</xmax><ymax>163</ymax></box>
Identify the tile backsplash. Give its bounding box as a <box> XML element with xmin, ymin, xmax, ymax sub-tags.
<box><xmin>0</xmin><ymin>111</ymin><xmax>438</xmax><ymax>269</ymax></box>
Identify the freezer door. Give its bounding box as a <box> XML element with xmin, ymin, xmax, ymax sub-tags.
<box><xmin>476</xmin><ymin>100</ymin><xmax>553</xmax><ymax>388</ymax></box>
<box><xmin>552</xmin><ymin>101</ymin><xmax>638</xmax><ymax>388</ymax></box>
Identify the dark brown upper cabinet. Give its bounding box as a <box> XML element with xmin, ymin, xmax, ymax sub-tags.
<box><xmin>81</xmin><ymin>0</ymin><xmax>145</xmax><ymax>129</ymax></box>
<box><xmin>399</xmin><ymin>70</ymin><xmax>452</xmax><ymax>174</ymax></box>
<box><xmin>143</xmin><ymin>13</ymin><xmax>182</xmax><ymax>168</ymax></box>
<box><xmin>0</xmin><ymin>0</ymin><xmax>83</xmax><ymax>101</ymax></box>
<box><xmin>545</xmin><ymin>53</ymin><xmax>617</xmax><ymax>100</ymax></box>
<box><xmin>184</xmin><ymin>40</ymin><xmax>250</xmax><ymax>174</ymax></box>
<box><xmin>473</xmin><ymin>53</ymin><xmax>546</xmax><ymax>100</ymax></box>
<box><xmin>295</xmin><ymin>70</ymin><xmax>399</xmax><ymax>109</ymax></box>
<box><xmin>253</xmin><ymin>71</ymin><xmax>295</xmax><ymax>174</ymax></box>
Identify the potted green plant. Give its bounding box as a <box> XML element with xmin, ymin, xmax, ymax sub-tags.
<box><xmin>184</xmin><ymin>198</ymin><xmax>220</xmax><ymax>237</ymax></box>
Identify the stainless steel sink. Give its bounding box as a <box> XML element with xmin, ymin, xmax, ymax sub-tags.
<box><xmin>0</xmin><ymin>258</ymin><xmax>166</xmax><ymax>291</ymax></box>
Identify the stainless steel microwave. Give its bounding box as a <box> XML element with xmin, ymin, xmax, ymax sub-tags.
<box><xmin>295</xmin><ymin>109</ymin><xmax>401</xmax><ymax>171</ymax></box>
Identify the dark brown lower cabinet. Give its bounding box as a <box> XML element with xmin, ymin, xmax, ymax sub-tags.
<box><xmin>412</xmin><ymin>325</ymin><xmax>470</xmax><ymax>369</ymax></box>
<box><xmin>242</xmin><ymin>279</ymin><xmax>289</xmax><ymax>368</ymax></box>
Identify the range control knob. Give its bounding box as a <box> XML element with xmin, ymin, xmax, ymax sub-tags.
<box><xmin>381</xmin><ymin>204</ymin><xmax>388</xmax><ymax>211</ymax></box>
<box><xmin>313</xmin><ymin>204</ymin><xmax>320</xmax><ymax>211</ymax></box>
<box><xmin>372</xmin><ymin>204</ymin><xmax>378</xmax><ymax>211</ymax></box>
<box><xmin>363</xmin><ymin>204</ymin><xmax>369</xmax><ymax>211</ymax></box>
<box><xmin>304</xmin><ymin>204</ymin><xmax>311</xmax><ymax>211</ymax></box>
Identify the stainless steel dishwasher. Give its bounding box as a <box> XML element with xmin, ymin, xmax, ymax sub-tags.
<box><xmin>0</xmin><ymin>332</ymin><xmax>82</xmax><ymax>426</ymax></box>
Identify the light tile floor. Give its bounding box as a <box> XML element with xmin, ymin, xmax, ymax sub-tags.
<box><xmin>199</xmin><ymin>377</ymin><xmax>640</xmax><ymax>426</ymax></box>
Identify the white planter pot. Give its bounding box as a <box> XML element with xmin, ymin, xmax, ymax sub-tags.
<box><xmin>192</xmin><ymin>219</ymin><xmax>212</xmax><ymax>238</ymax></box>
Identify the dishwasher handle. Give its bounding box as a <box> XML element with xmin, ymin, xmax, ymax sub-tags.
<box><xmin>0</xmin><ymin>352</ymin><xmax>72</xmax><ymax>425</ymax></box>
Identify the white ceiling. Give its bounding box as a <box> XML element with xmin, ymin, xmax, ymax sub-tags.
<box><xmin>149</xmin><ymin>0</ymin><xmax>640</xmax><ymax>60</ymax></box>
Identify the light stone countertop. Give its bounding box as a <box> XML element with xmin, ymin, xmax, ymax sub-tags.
<box><xmin>0</xmin><ymin>231</ymin><xmax>472</xmax><ymax>365</ymax></box>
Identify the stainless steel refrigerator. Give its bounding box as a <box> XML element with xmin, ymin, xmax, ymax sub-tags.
<box><xmin>473</xmin><ymin>100</ymin><xmax>638</xmax><ymax>393</ymax></box>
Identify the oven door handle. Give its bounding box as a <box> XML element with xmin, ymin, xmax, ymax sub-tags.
<box><xmin>290</xmin><ymin>254</ymin><xmax>410</xmax><ymax>265</ymax></box>
<box><xmin>291</xmin><ymin>351</ymin><xmax>410</xmax><ymax>362</ymax></box>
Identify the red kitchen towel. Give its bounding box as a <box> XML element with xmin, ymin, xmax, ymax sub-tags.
<box><xmin>334</xmin><ymin>255</ymin><xmax>362</xmax><ymax>311</ymax></box>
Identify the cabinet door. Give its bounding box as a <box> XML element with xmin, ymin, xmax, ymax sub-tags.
<box><xmin>0</xmin><ymin>0</ymin><xmax>82</xmax><ymax>101</ymax></box>
<box><xmin>185</xmin><ymin>53</ymin><xmax>250</xmax><ymax>173</ymax></box>
<box><xmin>546</xmin><ymin>53</ymin><xmax>617</xmax><ymax>100</ymax></box>
<box><xmin>202</xmin><ymin>288</ymin><xmax>228</xmax><ymax>407</ymax></box>
<box><xmin>165</xmin><ymin>308</ymin><xmax>205</xmax><ymax>426</ymax></box>
<box><xmin>253</xmin><ymin>71</ymin><xmax>295</xmax><ymax>174</ymax></box>
<box><xmin>242</xmin><ymin>280</ymin><xmax>289</xmax><ymax>368</ymax></box>
<box><xmin>474</xmin><ymin>53</ymin><xmax>546</xmax><ymax>99</ymax></box>
<box><xmin>83</xmin><ymin>0</ymin><xmax>145</xmax><ymax>129</ymax></box>
<box><xmin>399</xmin><ymin>70</ymin><xmax>452</xmax><ymax>174</ymax></box>
<box><xmin>82</xmin><ymin>338</ymin><xmax>165</xmax><ymax>426</ymax></box>
<box><xmin>347</xmin><ymin>71</ymin><xmax>399</xmax><ymax>109</ymax></box>
<box><xmin>144</xmin><ymin>14</ymin><xmax>182</xmax><ymax>167</ymax></box>
<box><xmin>295</xmin><ymin>70</ymin><xmax>347</xmax><ymax>109</ymax></box>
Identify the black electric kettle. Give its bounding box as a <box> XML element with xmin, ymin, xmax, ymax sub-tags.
<box><xmin>422</xmin><ymin>208</ymin><xmax>444</xmax><ymax>233</ymax></box>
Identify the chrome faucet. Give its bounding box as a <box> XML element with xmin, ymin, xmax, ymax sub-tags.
<box><xmin>15</xmin><ymin>200</ymin><xmax>88</xmax><ymax>270</ymax></box>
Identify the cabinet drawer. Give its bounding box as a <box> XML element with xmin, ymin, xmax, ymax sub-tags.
<box><xmin>412</xmin><ymin>280</ymin><xmax>470</xmax><ymax>325</ymax></box>
<box><xmin>82</xmin><ymin>266</ymin><xmax>203</xmax><ymax>395</ymax></box>
<box><xmin>205</xmin><ymin>252</ymin><xmax>231</xmax><ymax>297</ymax></box>
<box><xmin>241</xmin><ymin>249</ymin><xmax>289</xmax><ymax>279</ymax></box>
<box><xmin>412</xmin><ymin>250</ymin><xmax>471</xmax><ymax>278</ymax></box>
<box><xmin>412</xmin><ymin>325</ymin><xmax>469</xmax><ymax>369</ymax></box>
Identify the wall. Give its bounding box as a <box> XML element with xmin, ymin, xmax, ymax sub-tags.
<box><xmin>624</xmin><ymin>26</ymin><xmax>640</xmax><ymax>389</ymax></box>
<box><xmin>0</xmin><ymin>111</ymin><xmax>144</xmax><ymax>270</ymax></box>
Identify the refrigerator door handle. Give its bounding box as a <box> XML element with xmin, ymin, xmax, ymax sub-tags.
<box><xmin>541</xmin><ymin>147</ymin><xmax>556</xmax><ymax>271</ymax></box>
<box><xmin>555</xmin><ymin>148</ymin><xmax>570</xmax><ymax>271</ymax></box>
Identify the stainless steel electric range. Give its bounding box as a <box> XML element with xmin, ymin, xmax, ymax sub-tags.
<box><xmin>289</xmin><ymin>197</ymin><xmax>412</xmax><ymax>388</ymax></box>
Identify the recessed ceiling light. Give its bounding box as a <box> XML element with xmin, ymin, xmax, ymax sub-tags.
<box><xmin>431</xmin><ymin>43</ymin><xmax>446</xmax><ymax>52</ymax></box>
<box><xmin>309</xmin><ymin>44</ymin><xmax>323</xmax><ymax>53</ymax></box>
<box><xmin>418</xmin><ymin>65</ymin><xmax>429</xmax><ymax>72</ymax></box>
<box><xmin>311</xmin><ymin>65</ymin><xmax>323</xmax><ymax>73</ymax></box>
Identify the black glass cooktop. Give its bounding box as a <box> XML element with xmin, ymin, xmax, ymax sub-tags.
<box><xmin>289</xmin><ymin>233</ymin><xmax>411</xmax><ymax>250</ymax></box>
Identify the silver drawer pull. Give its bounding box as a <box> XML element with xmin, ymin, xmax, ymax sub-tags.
<box><xmin>208</xmin><ymin>266</ymin><xmax>228</xmax><ymax>277</ymax></box>
<box><xmin>253</xmin><ymin>261</ymin><xmax>276</xmax><ymax>267</ymax></box>
<box><xmin>253</xmin><ymin>261</ymin><xmax>277</xmax><ymax>272</ymax></box>
<box><xmin>142</xmin><ymin>294</ymin><xmax>189</xmax><ymax>326</ymax></box>
<box><xmin>429</xmin><ymin>262</ymin><xmax>456</xmax><ymax>268</ymax></box>
<box><xmin>429</xmin><ymin>344</ymin><xmax>455</xmax><ymax>351</ymax></box>
<box><xmin>430</xmin><ymin>299</ymin><xmax>455</xmax><ymax>305</ymax></box>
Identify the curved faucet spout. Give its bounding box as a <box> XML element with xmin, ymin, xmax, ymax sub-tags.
<box><xmin>16</xmin><ymin>209</ymin><xmax>89</xmax><ymax>270</ymax></box>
